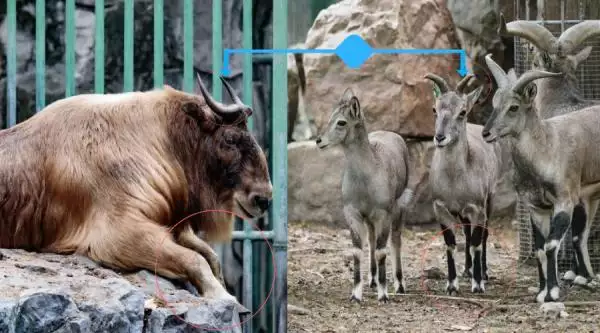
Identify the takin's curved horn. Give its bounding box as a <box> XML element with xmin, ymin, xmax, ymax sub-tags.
<box><xmin>484</xmin><ymin>54</ymin><xmax>510</xmax><ymax>89</ymax></box>
<box><xmin>512</xmin><ymin>70</ymin><xmax>564</xmax><ymax>95</ymax></box>
<box><xmin>557</xmin><ymin>20</ymin><xmax>600</xmax><ymax>56</ymax></box>
<box><xmin>500</xmin><ymin>14</ymin><xmax>558</xmax><ymax>54</ymax></box>
<box><xmin>424</xmin><ymin>73</ymin><xmax>450</xmax><ymax>94</ymax></box>
<box><xmin>456</xmin><ymin>73</ymin><xmax>475</xmax><ymax>93</ymax></box>
<box><xmin>219</xmin><ymin>76</ymin><xmax>244</xmax><ymax>106</ymax></box>
<box><xmin>196</xmin><ymin>72</ymin><xmax>245</xmax><ymax>114</ymax></box>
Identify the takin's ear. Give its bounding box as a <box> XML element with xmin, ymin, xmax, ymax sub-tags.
<box><xmin>523</xmin><ymin>82</ymin><xmax>537</xmax><ymax>102</ymax></box>
<box><xmin>570</xmin><ymin>46</ymin><xmax>593</xmax><ymax>68</ymax></box>
<box><xmin>348</xmin><ymin>96</ymin><xmax>361</xmax><ymax>119</ymax></box>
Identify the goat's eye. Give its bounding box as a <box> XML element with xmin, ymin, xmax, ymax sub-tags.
<box><xmin>432</xmin><ymin>108</ymin><xmax>437</xmax><ymax>114</ymax></box>
<box><xmin>509</xmin><ymin>105</ymin><xmax>519</xmax><ymax>112</ymax></box>
<box><xmin>458</xmin><ymin>110</ymin><xmax>467</xmax><ymax>117</ymax></box>
<box><xmin>337</xmin><ymin>120</ymin><xmax>347</xmax><ymax>126</ymax></box>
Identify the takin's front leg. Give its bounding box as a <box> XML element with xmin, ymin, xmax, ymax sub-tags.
<box><xmin>344</xmin><ymin>205</ymin><xmax>367</xmax><ymax>303</ymax></box>
<box><xmin>87</xmin><ymin>220</ymin><xmax>240</xmax><ymax>305</ymax></box>
<box><xmin>433</xmin><ymin>200</ymin><xmax>459</xmax><ymax>295</ymax></box>
<box><xmin>539</xmin><ymin>199</ymin><xmax>575</xmax><ymax>303</ymax></box>
<box><xmin>563</xmin><ymin>198</ymin><xmax>598</xmax><ymax>286</ymax></box>
<box><xmin>461</xmin><ymin>204</ymin><xmax>487</xmax><ymax>293</ymax></box>
<box><xmin>368</xmin><ymin>209</ymin><xmax>392</xmax><ymax>303</ymax></box>
<box><xmin>176</xmin><ymin>224</ymin><xmax>224</xmax><ymax>284</ymax></box>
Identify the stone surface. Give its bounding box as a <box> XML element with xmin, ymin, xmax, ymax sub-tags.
<box><xmin>0</xmin><ymin>249</ymin><xmax>244</xmax><ymax>333</ymax></box>
<box><xmin>302</xmin><ymin>0</ymin><xmax>462</xmax><ymax>138</ymax></box>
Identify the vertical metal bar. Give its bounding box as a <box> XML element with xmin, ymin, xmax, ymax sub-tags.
<box><xmin>526</xmin><ymin>0</ymin><xmax>530</xmax><ymax>20</ymax></box>
<box><xmin>183</xmin><ymin>0</ymin><xmax>194</xmax><ymax>93</ymax></box>
<box><xmin>272</xmin><ymin>0</ymin><xmax>288</xmax><ymax>331</ymax></box>
<box><xmin>560</xmin><ymin>0</ymin><xmax>565</xmax><ymax>33</ymax></box>
<box><xmin>537</xmin><ymin>0</ymin><xmax>545</xmax><ymax>21</ymax></box>
<box><xmin>242</xmin><ymin>2</ymin><xmax>254</xmax><ymax>332</ymax></box>
<box><xmin>123</xmin><ymin>0</ymin><xmax>134</xmax><ymax>92</ymax></box>
<box><xmin>516</xmin><ymin>0</ymin><xmax>520</xmax><ymax>19</ymax></box>
<box><xmin>6</xmin><ymin>0</ymin><xmax>17</xmax><ymax>127</ymax></box>
<box><xmin>65</xmin><ymin>0</ymin><xmax>76</xmax><ymax>97</ymax></box>
<box><xmin>154</xmin><ymin>0</ymin><xmax>164</xmax><ymax>88</ymax></box>
<box><xmin>95</xmin><ymin>0</ymin><xmax>105</xmax><ymax>94</ymax></box>
<box><xmin>579</xmin><ymin>0</ymin><xmax>585</xmax><ymax>20</ymax></box>
<box><xmin>212</xmin><ymin>0</ymin><xmax>222</xmax><ymax>100</ymax></box>
<box><xmin>35</xmin><ymin>0</ymin><xmax>45</xmax><ymax>111</ymax></box>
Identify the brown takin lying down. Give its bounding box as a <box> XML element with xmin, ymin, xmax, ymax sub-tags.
<box><xmin>0</xmin><ymin>74</ymin><xmax>273</xmax><ymax>306</ymax></box>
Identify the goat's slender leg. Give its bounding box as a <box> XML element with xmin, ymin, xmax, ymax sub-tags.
<box><xmin>390</xmin><ymin>213</ymin><xmax>405</xmax><ymax>294</ymax></box>
<box><xmin>540</xmin><ymin>199</ymin><xmax>574</xmax><ymax>303</ymax></box>
<box><xmin>462</xmin><ymin>204</ymin><xmax>487</xmax><ymax>293</ymax></box>
<box><xmin>367</xmin><ymin>223</ymin><xmax>377</xmax><ymax>289</ymax></box>
<box><xmin>344</xmin><ymin>205</ymin><xmax>367</xmax><ymax>302</ymax></box>
<box><xmin>569</xmin><ymin>198</ymin><xmax>598</xmax><ymax>285</ymax></box>
<box><xmin>87</xmin><ymin>220</ymin><xmax>239</xmax><ymax>305</ymax></box>
<box><xmin>481</xmin><ymin>223</ymin><xmax>489</xmax><ymax>281</ymax></box>
<box><xmin>369</xmin><ymin>209</ymin><xmax>391</xmax><ymax>303</ymax></box>
<box><xmin>433</xmin><ymin>200</ymin><xmax>459</xmax><ymax>295</ymax></box>
<box><xmin>459</xmin><ymin>217</ymin><xmax>472</xmax><ymax>278</ymax></box>
<box><xmin>529</xmin><ymin>206</ymin><xmax>551</xmax><ymax>302</ymax></box>
<box><xmin>176</xmin><ymin>224</ymin><xmax>224</xmax><ymax>284</ymax></box>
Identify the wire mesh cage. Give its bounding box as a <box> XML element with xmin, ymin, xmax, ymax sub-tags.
<box><xmin>513</xmin><ymin>15</ymin><xmax>600</xmax><ymax>273</ymax></box>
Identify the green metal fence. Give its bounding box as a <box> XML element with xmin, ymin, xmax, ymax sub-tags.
<box><xmin>3</xmin><ymin>0</ymin><xmax>288</xmax><ymax>332</ymax></box>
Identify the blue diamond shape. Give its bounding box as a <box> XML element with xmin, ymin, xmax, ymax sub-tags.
<box><xmin>335</xmin><ymin>34</ymin><xmax>373</xmax><ymax>69</ymax></box>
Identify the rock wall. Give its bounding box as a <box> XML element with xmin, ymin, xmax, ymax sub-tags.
<box><xmin>0</xmin><ymin>249</ymin><xmax>245</xmax><ymax>333</ymax></box>
<box><xmin>303</xmin><ymin>0</ymin><xmax>462</xmax><ymax>139</ymax></box>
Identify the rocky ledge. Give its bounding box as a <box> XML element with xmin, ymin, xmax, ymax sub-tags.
<box><xmin>0</xmin><ymin>249</ymin><xmax>245</xmax><ymax>333</ymax></box>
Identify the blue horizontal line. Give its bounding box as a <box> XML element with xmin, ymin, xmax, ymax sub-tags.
<box><xmin>224</xmin><ymin>48</ymin><xmax>336</xmax><ymax>54</ymax></box>
<box><xmin>373</xmin><ymin>48</ymin><xmax>465</xmax><ymax>55</ymax></box>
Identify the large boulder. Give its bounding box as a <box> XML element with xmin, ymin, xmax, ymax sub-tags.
<box><xmin>303</xmin><ymin>0</ymin><xmax>463</xmax><ymax>139</ymax></box>
<box><xmin>0</xmin><ymin>249</ymin><xmax>245</xmax><ymax>333</ymax></box>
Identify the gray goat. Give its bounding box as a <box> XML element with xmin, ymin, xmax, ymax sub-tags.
<box><xmin>498</xmin><ymin>14</ymin><xmax>600</xmax><ymax>117</ymax></box>
<box><xmin>425</xmin><ymin>73</ymin><xmax>505</xmax><ymax>294</ymax></box>
<box><xmin>499</xmin><ymin>15</ymin><xmax>600</xmax><ymax>284</ymax></box>
<box><xmin>482</xmin><ymin>53</ymin><xmax>600</xmax><ymax>303</ymax></box>
<box><xmin>315</xmin><ymin>88</ymin><xmax>411</xmax><ymax>303</ymax></box>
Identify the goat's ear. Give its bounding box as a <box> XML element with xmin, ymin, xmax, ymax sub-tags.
<box><xmin>348</xmin><ymin>96</ymin><xmax>361</xmax><ymax>119</ymax></box>
<box><xmin>523</xmin><ymin>82</ymin><xmax>537</xmax><ymax>102</ymax></box>
<box><xmin>570</xmin><ymin>46</ymin><xmax>593</xmax><ymax>67</ymax></box>
<box><xmin>466</xmin><ymin>85</ymin><xmax>484</xmax><ymax>108</ymax></box>
<box><xmin>341</xmin><ymin>87</ymin><xmax>355</xmax><ymax>102</ymax></box>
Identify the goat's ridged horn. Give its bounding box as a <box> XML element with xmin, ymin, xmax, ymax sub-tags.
<box><xmin>456</xmin><ymin>73</ymin><xmax>475</xmax><ymax>93</ymax></box>
<box><xmin>484</xmin><ymin>54</ymin><xmax>509</xmax><ymax>89</ymax></box>
<box><xmin>557</xmin><ymin>20</ymin><xmax>600</xmax><ymax>55</ymax></box>
<box><xmin>196</xmin><ymin>73</ymin><xmax>245</xmax><ymax>114</ymax></box>
<box><xmin>512</xmin><ymin>70</ymin><xmax>564</xmax><ymax>94</ymax></box>
<box><xmin>501</xmin><ymin>17</ymin><xmax>558</xmax><ymax>53</ymax></box>
<box><xmin>424</xmin><ymin>73</ymin><xmax>450</xmax><ymax>94</ymax></box>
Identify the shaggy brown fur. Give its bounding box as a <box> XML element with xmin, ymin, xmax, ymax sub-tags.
<box><xmin>0</xmin><ymin>83</ymin><xmax>272</xmax><ymax>303</ymax></box>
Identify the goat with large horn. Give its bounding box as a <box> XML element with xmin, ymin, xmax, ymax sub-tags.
<box><xmin>482</xmin><ymin>53</ymin><xmax>600</xmax><ymax>303</ymax></box>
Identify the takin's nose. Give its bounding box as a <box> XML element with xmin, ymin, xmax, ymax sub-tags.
<box><xmin>251</xmin><ymin>194</ymin><xmax>271</xmax><ymax>212</ymax></box>
<box><xmin>435</xmin><ymin>134</ymin><xmax>446</xmax><ymax>142</ymax></box>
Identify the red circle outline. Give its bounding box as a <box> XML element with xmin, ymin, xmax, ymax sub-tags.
<box><xmin>152</xmin><ymin>209</ymin><xmax>276</xmax><ymax>331</ymax></box>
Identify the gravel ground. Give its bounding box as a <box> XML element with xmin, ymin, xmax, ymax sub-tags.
<box><xmin>288</xmin><ymin>221</ymin><xmax>600</xmax><ymax>333</ymax></box>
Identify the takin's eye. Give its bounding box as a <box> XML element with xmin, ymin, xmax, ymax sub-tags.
<box><xmin>509</xmin><ymin>105</ymin><xmax>519</xmax><ymax>113</ymax></box>
<box><xmin>337</xmin><ymin>120</ymin><xmax>347</xmax><ymax>127</ymax></box>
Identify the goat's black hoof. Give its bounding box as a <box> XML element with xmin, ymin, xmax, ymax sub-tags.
<box><xmin>349</xmin><ymin>295</ymin><xmax>362</xmax><ymax>303</ymax></box>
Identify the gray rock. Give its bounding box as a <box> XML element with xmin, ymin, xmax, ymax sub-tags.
<box><xmin>0</xmin><ymin>249</ymin><xmax>243</xmax><ymax>333</ymax></box>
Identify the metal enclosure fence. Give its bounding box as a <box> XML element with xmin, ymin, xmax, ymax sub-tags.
<box><xmin>3</xmin><ymin>0</ymin><xmax>288</xmax><ymax>332</ymax></box>
<box><xmin>512</xmin><ymin>1</ymin><xmax>600</xmax><ymax>274</ymax></box>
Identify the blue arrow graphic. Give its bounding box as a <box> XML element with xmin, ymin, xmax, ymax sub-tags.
<box><xmin>221</xmin><ymin>34</ymin><xmax>469</xmax><ymax>77</ymax></box>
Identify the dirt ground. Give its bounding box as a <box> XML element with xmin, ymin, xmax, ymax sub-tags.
<box><xmin>288</xmin><ymin>221</ymin><xmax>600</xmax><ymax>333</ymax></box>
